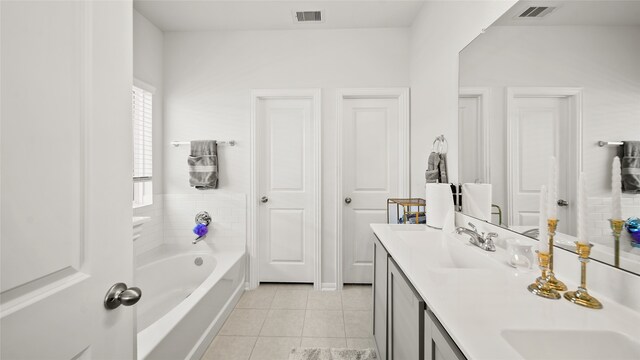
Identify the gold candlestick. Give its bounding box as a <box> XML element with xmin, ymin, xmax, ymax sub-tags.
<box><xmin>609</xmin><ymin>219</ymin><xmax>624</xmax><ymax>268</ymax></box>
<box><xmin>536</xmin><ymin>219</ymin><xmax>567</xmax><ymax>291</ymax></box>
<box><xmin>528</xmin><ymin>250</ymin><xmax>561</xmax><ymax>299</ymax></box>
<box><xmin>564</xmin><ymin>242</ymin><xmax>603</xmax><ymax>309</ymax></box>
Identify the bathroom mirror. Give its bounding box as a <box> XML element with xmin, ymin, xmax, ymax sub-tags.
<box><xmin>458</xmin><ymin>0</ymin><xmax>640</xmax><ymax>275</ymax></box>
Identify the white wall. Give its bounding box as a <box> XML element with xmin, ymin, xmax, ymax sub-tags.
<box><xmin>163</xmin><ymin>28</ymin><xmax>410</xmax><ymax>284</ymax></box>
<box><xmin>459</xmin><ymin>26</ymin><xmax>640</xmax><ymax>214</ymax></box>
<box><xmin>133</xmin><ymin>10</ymin><xmax>165</xmax><ymax>254</ymax></box>
<box><xmin>409</xmin><ymin>0</ymin><xmax>517</xmax><ymax>197</ymax></box>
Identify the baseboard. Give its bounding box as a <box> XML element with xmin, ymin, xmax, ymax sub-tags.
<box><xmin>321</xmin><ymin>282</ymin><xmax>337</xmax><ymax>291</ymax></box>
<box><xmin>188</xmin><ymin>278</ymin><xmax>245</xmax><ymax>360</ymax></box>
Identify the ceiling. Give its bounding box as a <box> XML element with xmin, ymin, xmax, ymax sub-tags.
<box><xmin>133</xmin><ymin>0</ymin><xmax>426</xmax><ymax>32</ymax></box>
<box><xmin>493</xmin><ymin>0</ymin><xmax>640</xmax><ymax>26</ymax></box>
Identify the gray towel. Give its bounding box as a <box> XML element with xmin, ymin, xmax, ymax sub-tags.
<box><xmin>188</xmin><ymin>140</ymin><xmax>218</xmax><ymax>190</ymax></box>
<box><xmin>425</xmin><ymin>152</ymin><xmax>448</xmax><ymax>183</ymax></box>
<box><xmin>426</xmin><ymin>152</ymin><xmax>441</xmax><ymax>183</ymax></box>
<box><xmin>621</xmin><ymin>141</ymin><xmax>640</xmax><ymax>193</ymax></box>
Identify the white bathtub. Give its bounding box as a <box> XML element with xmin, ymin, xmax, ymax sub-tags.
<box><xmin>136</xmin><ymin>243</ymin><xmax>245</xmax><ymax>360</ymax></box>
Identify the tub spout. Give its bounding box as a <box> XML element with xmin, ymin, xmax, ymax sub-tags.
<box><xmin>193</xmin><ymin>235</ymin><xmax>206</xmax><ymax>244</ymax></box>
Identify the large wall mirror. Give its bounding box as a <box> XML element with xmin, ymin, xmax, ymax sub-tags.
<box><xmin>458</xmin><ymin>0</ymin><xmax>640</xmax><ymax>275</ymax></box>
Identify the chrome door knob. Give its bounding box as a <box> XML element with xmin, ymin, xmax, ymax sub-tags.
<box><xmin>557</xmin><ymin>199</ymin><xmax>569</xmax><ymax>207</ymax></box>
<box><xmin>344</xmin><ymin>197</ymin><xmax>352</xmax><ymax>204</ymax></box>
<box><xmin>261</xmin><ymin>196</ymin><xmax>269</xmax><ymax>203</ymax></box>
<box><xmin>104</xmin><ymin>283</ymin><xmax>142</xmax><ymax>310</ymax></box>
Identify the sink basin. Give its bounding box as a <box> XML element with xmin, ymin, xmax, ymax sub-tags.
<box><xmin>502</xmin><ymin>329</ymin><xmax>640</xmax><ymax>360</ymax></box>
<box><xmin>394</xmin><ymin>230</ymin><xmax>501</xmax><ymax>270</ymax></box>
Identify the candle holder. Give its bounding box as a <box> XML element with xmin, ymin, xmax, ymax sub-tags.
<box><xmin>536</xmin><ymin>219</ymin><xmax>567</xmax><ymax>291</ymax></box>
<box><xmin>564</xmin><ymin>242</ymin><xmax>603</xmax><ymax>309</ymax></box>
<box><xmin>609</xmin><ymin>219</ymin><xmax>624</xmax><ymax>268</ymax></box>
<box><xmin>527</xmin><ymin>250</ymin><xmax>561</xmax><ymax>299</ymax></box>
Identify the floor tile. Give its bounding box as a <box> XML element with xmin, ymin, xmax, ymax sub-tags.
<box><xmin>300</xmin><ymin>337</ymin><xmax>347</xmax><ymax>348</ymax></box>
<box><xmin>307</xmin><ymin>290</ymin><xmax>342</xmax><ymax>310</ymax></box>
<box><xmin>274</xmin><ymin>283</ymin><xmax>314</xmax><ymax>290</ymax></box>
<box><xmin>249</xmin><ymin>337</ymin><xmax>301</xmax><ymax>360</ymax></box>
<box><xmin>341</xmin><ymin>285</ymin><xmax>372</xmax><ymax>311</ymax></box>
<box><xmin>236</xmin><ymin>286</ymin><xmax>277</xmax><ymax>309</ymax></box>
<box><xmin>260</xmin><ymin>309</ymin><xmax>305</xmax><ymax>337</ymax></box>
<box><xmin>201</xmin><ymin>336</ymin><xmax>257</xmax><ymax>360</ymax></box>
<box><xmin>219</xmin><ymin>309</ymin><xmax>269</xmax><ymax>336</ymax></box>
<box><xmin>344</xmin><ymin>310</ymin><xmax>372</xmax><ymax>338</ymax></box>
<box><xmin>302</xmin><ymin>310</ymin><xmax>346</xmax><ymax>338</ymax></box>
<box><xmin>346</xmin><ymin>337</ymin><xmax>375</xmax><ymax>349</ymax></box>
<box><xmin>271</xmin><ymin>289</ymin><xmax>309</xmax><ymax>310</ymax></box>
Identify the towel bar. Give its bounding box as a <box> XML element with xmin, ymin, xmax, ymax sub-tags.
<box><xmin>171</xmin><ymin>140</ymin><xmax>236</xmax><ymax>147</ymax></box>
<box><xmin>598</xmin><ymin>141</ymin><xmax>624</xmax><ymax>147</ymax></box>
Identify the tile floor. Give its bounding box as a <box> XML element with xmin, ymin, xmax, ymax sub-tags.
<box><xmin>201</xmin><ymin>284</ymin><xmax>374</xmax><ymax>360</ymax></box>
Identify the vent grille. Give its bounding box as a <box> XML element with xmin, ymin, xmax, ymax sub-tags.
<box><xmin>518</xmin><ymin>6</ymin><xmax>555</xmax><ymax>18</ymax></box>
<box><xmin>295</xmin><ymin>11</ymin><xmax>322</xmax><ymax>22</ymax></box>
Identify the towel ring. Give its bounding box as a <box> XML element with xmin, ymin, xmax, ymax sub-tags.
<box><xmin>432</xmin><ymin>135</ymin><xmax>448</xmax><ymax>154</ymax></box>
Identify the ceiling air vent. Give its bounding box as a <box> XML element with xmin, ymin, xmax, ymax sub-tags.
<box><xmin>295</xmin><ymin>11</ymin><xmax>322</xmax><ymax>23</ymax></box>
<box><xmin>518</xmin><ymin>6</ymin><xmax>556</xmax><ymax>18</ymax></box>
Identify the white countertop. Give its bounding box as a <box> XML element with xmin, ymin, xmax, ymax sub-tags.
<box><xmin>371</xmin><ymin>223</ymin><xmax>640</xmax><ymax>360</ymax></box>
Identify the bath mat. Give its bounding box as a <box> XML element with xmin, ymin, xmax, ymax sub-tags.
<box><xmin>288</xmin><ymin>348</ymin><xmax>377</xmax><ymax>360</ymax></box>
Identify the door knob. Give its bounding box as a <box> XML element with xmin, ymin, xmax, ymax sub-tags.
<box><xmin>261</xmin><ymin>196</ymin><xmax>269</xmax><ymax>203</ymax></box>
<box><xmin>104</xmin><ymin>283</ymin><xmax>142</xmax><ymax>310</ymax></box>
<box><xmin>344</xmin><ymin>197</ymin><xmax>352</xmax><ymax>204</ymax></box>
<box><xmin>557</xmin><ymin>199</ymin><xmax>569</xmax><ymax>207</ymax></box>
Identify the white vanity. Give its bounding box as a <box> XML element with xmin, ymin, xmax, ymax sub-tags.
<box><xmin>370</xmin><ymin>223</ymin><xmax>640</xmax><ymax>360</ymax></box>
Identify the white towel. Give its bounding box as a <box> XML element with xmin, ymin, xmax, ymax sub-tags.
<box><xmin>426</xmin><ymin>183</ymin><xmax>454</xmax><ymax>229</ymax></box>
<box><xmin>462</xmin><ymin>183</ymin><xmax>492</xmax><ymax>221</ymax></box>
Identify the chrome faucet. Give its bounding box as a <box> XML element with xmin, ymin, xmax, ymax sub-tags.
<box><xmin>455</xmin><ymin>222</ymin><xmax>497</xmax><ymax>252</ymax></box>
<box><xmin>192</xmin><ymin>235</ymin><xmax>206</xmax><ymax>245</ymax></box>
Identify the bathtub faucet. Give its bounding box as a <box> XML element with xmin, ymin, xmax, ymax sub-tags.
<box><xmin>193</xmin><ymin>235</ymin><xmax>206</xmax><ymax>245</ymax></box>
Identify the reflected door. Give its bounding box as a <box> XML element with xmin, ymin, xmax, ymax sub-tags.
<box><xmin>342</xmin><ymin>97</ymin><xmax>399</xmax><ymax>284</ymax></box>
<box><xmin>258</xmin><ymin>97</ymin><xmax>316</xmax><ymax>283</ymax></box>
<box><xmin>508</xmin><ymin>95</ymin><xmax>574</xmax><ymax>234</ymax></box>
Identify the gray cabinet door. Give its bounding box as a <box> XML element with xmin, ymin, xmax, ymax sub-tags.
<box><xmin>425</xmin><ymin>309</ymin><xmax>466</xmax><ymax>360</ymax></box>
<box><xmin>388</xmin><ymin>258</ymin><xmax>425</xmax><ymax>360</ymax></box>
<box><xmin>373</xmin><ymin>236</ymin><xmax>388</xmax><ymax>360</ymax></box>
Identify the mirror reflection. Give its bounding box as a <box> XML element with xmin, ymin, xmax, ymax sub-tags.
<box><xmin>458</xmin><ymin>0</ymin><xmax>640</xmax><ymax>274</ymax></box>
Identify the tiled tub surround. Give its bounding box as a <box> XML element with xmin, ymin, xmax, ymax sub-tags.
<box><xmin>163</xmin><ymin>192</ymin><xmax>246</xmax><ymax>246</ymax></box>
<box><xmin>372</xmin><ymin>217</ymin><xmax>640</xmax><ymax>359</ymax></box>
<box><xmin>201</xmin><ymin>284</ymin><xmax>374</xmax><ymax>360</ymax></box>
<box><xmin>134</xmin><ymin>195</ymin><xmax>165</xmax><ymax>254</ymax></box>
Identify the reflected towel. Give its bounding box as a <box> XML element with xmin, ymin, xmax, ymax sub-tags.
<box><xmin>188</xmin><ymin>140</ymin><xmax>218</xmax><ymax>190</ymax></box>
<box><xmin>621</xmin><ymin>141</ymin><xmax>640</xmax><ymax>193</ymax></box>
<box><xmin>426</xmin><ymin>152</ymin><xmax>441</xmax><ymax>183</ymax></box>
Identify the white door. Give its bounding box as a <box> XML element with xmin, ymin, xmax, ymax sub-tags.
<box><xmin>342</xmin><ymin>97</ymin><xmax>401</xmax><ymax>284</ymax></box>
<box><xmin>1</xmin><ymin>2</ymin><xmax>135</xmax><ymax>359</ymax></box>
<box><xmin>258</xmin><ymin>97</ymin><xmax>316</xmax><ymax>283</ymax></box>
<box><xmin>508</xmin><ymin>96</ymin><xmax>574</xmax><ymax>234</ymax></box>
<box><xmin>458</xmin><ymin>96</ymin><xmax>483</xmax><ymax>184</ymax></box>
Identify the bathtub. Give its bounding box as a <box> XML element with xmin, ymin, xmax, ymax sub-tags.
<box><xmin>136</xmin><ymin>243</ymin><xmax>245</xmax><ymax>360</ymax></box>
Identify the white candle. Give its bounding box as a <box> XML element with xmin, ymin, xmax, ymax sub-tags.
<box><xmin>538</xmin><ymin>185</ymin><xmax>549</xmax><ymax>252</ymax></box>
<box><xmin>547</xmin><ymin>156</ymin><xmax>558</xmax><ymax>220</ymax></box>
<box><xmin>577</xmin><ymin>172</ymin><xmax>588</xmax><ymax>244</ymax></box>
<box><xmin>612</xmin><ymin>156</ymin><xmax>622</xmax><ymax>220</ymax></box>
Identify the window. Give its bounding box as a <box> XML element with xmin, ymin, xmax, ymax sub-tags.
<box><xmin>132</xmin><ymin>83</ymin><xmax>153</xmax><ymax>208</ymax></box>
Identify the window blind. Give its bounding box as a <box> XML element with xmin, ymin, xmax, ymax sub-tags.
<box><xmin>132</xmin><ymin>85</ymin><xmax>152</xmax><ymax>182</ymax></box>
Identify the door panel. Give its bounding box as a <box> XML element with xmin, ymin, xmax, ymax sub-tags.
<box><xmin>343</xmin><ymin>97</ymin><xmax>400</xmax><ymax>284</ymax></box>
<box><xmin>1</xmin><ymin>1</ymin><xmax>134</xmax><ymax>359</ymax></box>
<box><xmin>509</xmin><ymin>96</ymin><xmax>572</xmax><ymax>234</ymax></box>
<box><xmin>258</xmin><ymin>98</ymin><xmax>315</xmax><ymax>283</ymax></box>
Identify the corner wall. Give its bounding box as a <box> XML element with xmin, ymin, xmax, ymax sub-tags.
<box><xmin>408</xmin><ymin>0</ymin><xmax>517</xmax><ymax>197</ymax></box>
